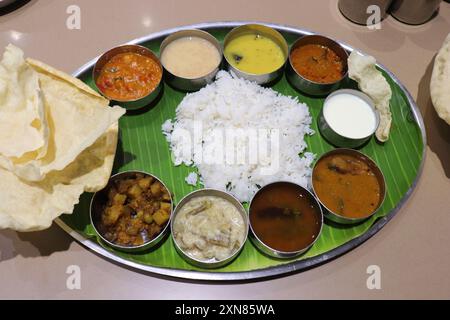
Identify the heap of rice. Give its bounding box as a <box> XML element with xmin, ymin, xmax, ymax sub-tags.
<box><xmin>162</xmin><ymin>71</ymin><xmax>314</xmax><ymax>202</ymax></box>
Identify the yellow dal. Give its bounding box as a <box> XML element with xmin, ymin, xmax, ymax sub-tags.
<box><xmin>224</xmin><ymin>33</ymin><xmax>285</xmax><ymax>75</ymax></box>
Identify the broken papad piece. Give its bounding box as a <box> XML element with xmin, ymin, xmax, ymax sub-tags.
<box><xmin>348</xmin><ymin>51</ymin><xmax>392</xmax><ymax>142</ymax></box>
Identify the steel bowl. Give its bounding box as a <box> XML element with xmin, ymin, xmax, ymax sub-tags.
<box><xmin>286</xmin><ymin>34</ymin><xmax>349</xmax><ymax>96</ymax></box>
<box><xmin>223</xmin><ymin>24</ymin><xmax>289</xmax><ymax>85</ymax></box>
<box><xmin>93</xmin><ymin>45</ymin><xmax>163</xmax><ymax>110</ymax></box>
<box><xmin>311</xmin><ymin>149</ymin><xmax>387</xmax><ymax>225</ymax></box>
<box><xmin>318</xmin><ymin>89</ymin><xmax>380</xmax><ymax>148</ymax></box>
<box><xmin>159</xmin><ymin>29</ymin><xmax>222</xmax><ymax>91</ymax></box>
<box><xmin>248</xmin><ymin>181</ymin><xmax>324</xmax><ymax>259</ymax></box>
<box><xmin>171</xmin><ymin>189</ymin><xmax>249</xmax><ymax>269</ymax></box>
<box><xmin>90</xmin><ymin>170</ymin><xmax>173</xmax><ymax>252</ymax></box>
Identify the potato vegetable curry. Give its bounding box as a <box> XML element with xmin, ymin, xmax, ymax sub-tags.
<box><xmin>98</xmin><ymin>173</ymin><xmax>171</xmax><ymax>247</ymax></box>
<box><xmin>312</xmin><ymin>153</ymin><xmax>383</xmax><ymax>219</ymax></box>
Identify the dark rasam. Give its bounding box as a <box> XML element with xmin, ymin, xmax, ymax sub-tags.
<box><xmin>249</xmin><ymin>182</ymin><xmax>322</xmax><ymax>253</ymax></box>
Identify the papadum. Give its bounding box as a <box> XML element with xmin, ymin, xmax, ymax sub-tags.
<box><xmin>0</xmin><ymin>123</ymin><xmax>119</xmax><ymax>231</ymax></box>
<box><xmin>0</xmin><ymin>54</ymin><xmax>125</xmax><ymax>181</ymax></box>
<box><xmin>0</xmin><ymin>45</ymin><xmax>126</xmax><ymax>231</ymax></box>
<box><xmin>430</xmin><ymin>33</ymin><xmax>450</xmax><ymax>125</ymax></box>
<box><xmin>348</xmin><ymin>51</ymin><xmax>392</xmax><ymax>142</ymax></box>
<box><xmin>0</xmin><ymin>44</ymin><xmax>49</xmax><ymax>160</ymax></box>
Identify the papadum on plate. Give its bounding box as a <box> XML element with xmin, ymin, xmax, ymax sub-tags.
<box><xmin>0</xmin><ymin>45</ymin><xmax>125</xmax><ymax>231</ymax></box>
<box><xmin>348</xmin><ymin>51</ymin><xmax>392</xmax><ymax>142</ymax></box>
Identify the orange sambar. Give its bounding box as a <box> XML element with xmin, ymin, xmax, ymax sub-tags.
<box><xmin>312</xmin><ymin>153</ymin><xmax>382</xmax><ymax>219</ymax></box>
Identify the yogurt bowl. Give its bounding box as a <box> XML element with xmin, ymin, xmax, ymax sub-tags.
<box><xmin>318</xmin><ymin>89</ymin><xmax>380</xmax><ymax>148</ymax></box>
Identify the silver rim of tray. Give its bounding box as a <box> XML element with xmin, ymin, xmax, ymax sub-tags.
<box><xmin>55</xmin><ymin>21</ymin><xmax>427</xmax><ymax>282</ymax></box>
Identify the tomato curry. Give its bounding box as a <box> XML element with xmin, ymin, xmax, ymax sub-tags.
<box><xmin>290</xmin><ymin>44</ymin><xmax>344</xmax><ymax>84</ymax></box>
<box><xmin>96</xmin><ymin>52</ymin><xmax>162</xmax><ymax>101</ymax></box>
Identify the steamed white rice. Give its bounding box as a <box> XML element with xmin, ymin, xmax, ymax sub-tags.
<box><xmin>185</xmin><ymin>172</ymin><xmax>198</xmax><ymax>186</ymax></box>
<box><xmin>162</xmin><ymin>71</ymin><xmax>314</xmax><ymax>202</ymax></box>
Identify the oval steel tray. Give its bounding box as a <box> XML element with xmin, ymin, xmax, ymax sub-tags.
<box><xmin>55</xmin><ymin>22</ymin><xmax>426</xmax><ymax>281</ymax></box>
